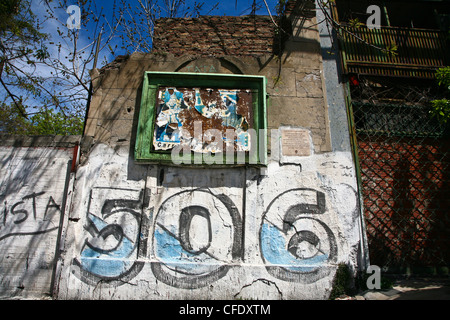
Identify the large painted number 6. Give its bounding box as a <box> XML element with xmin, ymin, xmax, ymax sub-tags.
<box><xmin>260</xmin><ymin>188</ymin><xmax>337</xmax><ymax>283</ymax></box>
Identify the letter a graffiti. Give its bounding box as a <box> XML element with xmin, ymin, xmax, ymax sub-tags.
<box><xmin>366</xmin><ymin>265</ymin><xmax>381</xmax><ymax>290</ymax></box>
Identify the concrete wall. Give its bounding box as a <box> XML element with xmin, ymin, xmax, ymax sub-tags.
<box><xmin>0</xmin><ymin>135</ymin><xmax>80</xmax><ymax>299</ymax></box>
<box><xmin>55</xmin><ymin>4</ymin><xmax>368</xmax><ymax>300</ymax></box>
<box><xmin>56</xmin><ymin>146</ymin><xmax>363</xmax><ymax>300</ymax></box>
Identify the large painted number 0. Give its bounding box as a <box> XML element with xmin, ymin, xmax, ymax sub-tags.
<box><xmin>152</xmin><ymin>189</ymin><xmax>242</xmax><ymax>289</ymax></box>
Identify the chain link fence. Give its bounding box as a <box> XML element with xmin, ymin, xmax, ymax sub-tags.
<box><xmin>351</xmin><ymin>96</ymin><xmax>450</xmax><ymax>274</ymax></box>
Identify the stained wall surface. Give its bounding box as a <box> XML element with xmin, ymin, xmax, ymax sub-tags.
<box><xmin>55</xmin><ymin>6</ymin><xmax>367</xmax><ymax>300</ymax></box>
<box><xmin>0</xmin><ymin>3</ymin><xmax>369</xmax><ymax>300</ymax></box>
<box><xmin>0</xmin><ymin>135</ymin><xmax>80</xmax><ymax>299</ymax></box>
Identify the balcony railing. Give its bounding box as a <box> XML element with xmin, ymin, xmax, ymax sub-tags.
<box><xmin>338</xmin><ymin>25</ymin><xmax>449</xmax><ymax>78</ymax></box>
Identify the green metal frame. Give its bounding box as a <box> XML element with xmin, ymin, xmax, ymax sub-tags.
<box><xmin>135</xmin><ymin>71</ymin><xmax>268</xmax><ymax>166</ymax></box>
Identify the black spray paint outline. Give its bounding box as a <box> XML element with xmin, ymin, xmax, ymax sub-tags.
<box><xmin>179</xmin><ymin>205</ymin><xmax>213</xmax><ymax>255</ymax></box>
<box><xmin>260</xmin><ymin>188</ymin><xmax>338</xmax><ymax>284</ymax></box>
<box><xmin>72</xmin><ymin>189</ymin><xmax>150</xmax><ymax>287</ymax></box>
<box><xmin>0</xmin><ymin>192</ymin><xmax>61</xmax><ymax>242</ymax></box>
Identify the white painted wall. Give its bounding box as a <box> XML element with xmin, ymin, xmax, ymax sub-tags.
<box><xmin>0</xmin><ymin>140</ymin><xmax>76</xmax><ymax>299</ymax></box>
<box><xmin>56</xmin><ymin>128</ymin><xmax>365</xmax><ymax>300</ymax></box>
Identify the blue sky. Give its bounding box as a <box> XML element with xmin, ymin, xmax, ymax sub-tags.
<box><xmin>36</xmin><ymin>0</ymin><xmax>280</xmax><ymax>76</ymax></box>
<box><xmin>1</xmin><ymin>0</ymin><xmax>280</xmax><ymax>115</ymax></box>
<box><xmin>35</xmin><ymin>0</ymin><xmax>280</xmax><ymax>68</ymax></box>
<box><xmin>77</xmin><ymin>1</ymin><xmax>281</xmax><ymax>18</ymax></box>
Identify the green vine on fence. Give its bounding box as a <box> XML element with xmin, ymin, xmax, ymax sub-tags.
<box><xmin>430</xmin><ymin>66</ymin><xmax>450</xmax><ymax>124</ymax></box>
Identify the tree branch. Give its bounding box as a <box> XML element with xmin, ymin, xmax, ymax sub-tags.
<box><xmin>0</xmin><ymin>77</ymin><xmax>28</xmax><ymax>118</ymax></box>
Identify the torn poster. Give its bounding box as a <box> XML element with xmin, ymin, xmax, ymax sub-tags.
<box><xmin>153</xmin><ymin>87</ymin><xmax>253</xmax><ymax>154</ymax></box>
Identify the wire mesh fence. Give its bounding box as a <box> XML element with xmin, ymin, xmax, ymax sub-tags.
<box><xmin>352</xmin><ymin>101</ymin><xmax>450</xmax><ymax>274</ymax></box>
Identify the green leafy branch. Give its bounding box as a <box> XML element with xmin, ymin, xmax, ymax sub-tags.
<box><xmin>430</xmin><ymin>66</ymin><xmax>450</xmax><ymax>124</ymax></box>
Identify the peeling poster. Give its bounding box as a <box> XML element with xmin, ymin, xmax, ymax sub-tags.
<box><xmin>153</xmin><ymin>87</ymin><xmax>253</xmax><ymax>153</ymax></box>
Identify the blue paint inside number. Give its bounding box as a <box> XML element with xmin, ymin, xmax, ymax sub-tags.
<box><xmin>80</xmin><ymin>214</ymin><xmax>135</xmax><ymax>278</ymax></box>
<box><xmin>260</xmin><ymin>223</ymin><xmax>328</xmax><ymax>272</ymax></box>
<box><xmin>154</xmin><ymin>227</ymin><xmax>221</xmax><ymax>275</ymax></box>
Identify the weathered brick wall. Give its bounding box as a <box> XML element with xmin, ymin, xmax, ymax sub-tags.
<box><xmin>153</xmin><ymin>16</ymin><xmax>276</xmax><ymax>57</ymax></box>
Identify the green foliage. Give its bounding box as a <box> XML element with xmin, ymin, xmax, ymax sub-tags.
<box><xmin>0</xmin><ymin>0</ymin><xmax>48</xmax><ymax>55</ymax></box>
<box><xmin>1</xmin><ymin>0</ymin><xmax>87</xmax><ymax>130</ymax></box>
<box><xmin>29</xmin><ymin>108</ymin><xmax>84</xmax><ymax>135</ymax></box>
<box><xmin>0</xmin><ymin>102</ymin><xmax>32</xmax><ymax>134</ymax></box>
<box><xmin>0</xmin><ymin>0</ymin><xmax>51</xmax><ymax>116</ymax></box>
<box><xmin>435</xmin><ymin>66</ymin><xmax>450</xmax><ymax>89</ymax></box>
<box><xmin>329</xmin><ymin>263</ymin><xmax>353</xmax><ymax>299</ymax></box>
<box><xmin>348</xmin><ymin>18</ymin><xmax>363</xmax><ymax>28</ymax></box>
<box><xmin>385</xmin><ymin>43</ymin><xmax>398</xmax><ymax>56</ymax></box>
<box><xmin>0</xmin><ymin>103</ymin><xmax>84</xmax><ymax>135</ymax></box>
<box><xmin>430</xmin><ymin>99</ymin><xmax>450</xmax><ymax>123</ymax></box>
<box><xmin>0</xmin><ymin>0</ymin><xmax>42</xmax><ymax>38</ymax></box>
<box><xmin>430</xmin><ymin>66</ymin><xmax>450</xmax><ymax>123</ymax></box>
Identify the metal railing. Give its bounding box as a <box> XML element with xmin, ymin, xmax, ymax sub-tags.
<box><xmin>339</xmin><ymin>25</ymin><xmax>449</xmax><ymax>78</ymax></box>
